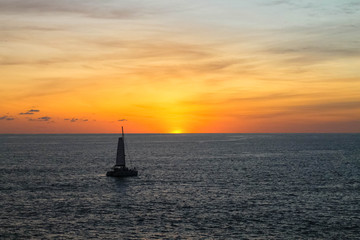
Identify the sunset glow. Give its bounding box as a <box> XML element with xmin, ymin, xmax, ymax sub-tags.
<box><xmin>0</xmin><ymin>0</ymin><xmax>359</xmax><ymax>133</ymax></box>
<box><xmin>171</xmin><ymin>130</ymin><xmax>183</xmax><ymax>134</ymax></box>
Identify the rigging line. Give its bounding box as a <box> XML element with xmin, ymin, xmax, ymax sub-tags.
<box><xmin>124</xmin><ymin>135</ymin><xmax>132</xmax><ymax>167</ymax></box>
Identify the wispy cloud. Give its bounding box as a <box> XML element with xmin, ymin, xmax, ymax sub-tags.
<box><xmin>181</xmin><ymin>91</ymin><xmax>316</xmax><ymax>106</ymax></box>
<box><xmin>239</xmin><ymin>100</ymin><xmax>360</xmax><ymax>120</ymax></box>
<box><xmin>292</xmin><ymin>100</ymin><xmax>360</xmax><ymax>113</ymax></box>
<box><xmin>252</xmin><ymin>0</ymin><xmax>360</xmax><ymax>69</ymax></box>
<box><xmin>118</xmin><ymin>119</ymin><xmax>127</xmax><ymax>122</ymax></box>
<box><xmin>0</xmin><ymin>58</ymin><xmax>68</xmax><ymax>66</ymax></box>
<box><xmin>0</xmin><ymin>0</ymin><xmax>157</xmax><ymax>19</ymax></box>
<box><xmin>19</xmin><ymin>109</ymin><xmax>40</xmax><ymax>115</ymax></box>
<box><xmin>38</xmin><ymin>116</ymin><xmax>51</xmax><ymax>121</ymax></box>
<box><xmin>90</xmin><ymin>39</ymin><xmax>214</xmax><ymax>62</ymax></box>
<box><xmin>64</xmin><ymin>118</ymin><xmax>89</xmax><ymax>122</ymax></box>
<box><xmin>0</xmin><ymin>115</ymin><xmax>15</xmax><ymax>120</ymax></box>
<box><xmin>9</xmin><ymin>77</ymin><xmax>92</xmax><ymax>101</ymax></box>
<box><xmin>261</xmin><ymin>0</ymin><xmax>360</xmax><ymax>16</ymax></box>
<box><xmin>28</xmin><ymin>116</ymin><xmax>51</xmax><ymax>121</ymax></box>
<box><xmin>264</xmin><ymin>23</ymin><xmax>360</xmax><ymax>66</ymax></box>
<box><xmin>64</xmin><ymin>118</ymin><xmax>78</xmax><ymax>122</ymax></box>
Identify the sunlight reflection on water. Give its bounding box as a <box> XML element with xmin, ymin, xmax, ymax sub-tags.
<box><xmin>1</xmin><ymin>134</ymin><xmax>359</xmax><ymax>239</ymax></box>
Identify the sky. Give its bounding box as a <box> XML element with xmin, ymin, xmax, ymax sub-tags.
<box><xmin>0</xmin><ymin>0</ymin><xmax>359</xmax><ymax>133</ymax></box>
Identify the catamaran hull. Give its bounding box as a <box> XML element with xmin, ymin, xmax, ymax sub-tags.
<box><xmin>106</xmin><ymin>169</ymin><xmax>138</xmax><ymax>177</ymax></box>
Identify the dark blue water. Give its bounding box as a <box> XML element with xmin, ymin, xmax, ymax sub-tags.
<box><xmin>1</xmin><ymin>134</ymin><xmax>359</xmax><ymax>239</ymax></box>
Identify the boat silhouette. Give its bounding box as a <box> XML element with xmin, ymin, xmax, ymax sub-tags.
<box><xmin>106</xmin><ymin>127</ymin><xmax>138</xmax><ymax>177</ymax></box>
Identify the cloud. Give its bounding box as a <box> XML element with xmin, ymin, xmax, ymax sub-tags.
<box><xmin>261</xmin><ymin>24</ymin><xmax>360</xmax><ymax>68</ymax></box>
<box><xmin>0</xmin><ymin>115</ymin><xmax>15</xmax><ymax>120</ymax></box>
<box><xmin>91</xmin><ymin>39</ymin><xmax>214</xmax><ymax>63</ymax></box>
<box><xmin>239</xmin><ymin>100</ymin><xmax>360</xmax><ymax>120</ymax></box>
<box><xmin>19</xmin><ymin>109</ymin><xmax>40</xmax><ymax>115</ymax></box>
<box><xmin>261</xmin><ymin>0</ymin><xmax>360</xmax><ymax>16</ymax></box>
<box><xmin>64</xmin><ymin>118</ymin><xmax>89</xmax><ymax>122</ymax></box>
<box><xmin>0</xmin><ymin>58</ymin><xmax>68</xmax><ymax>66</ymax></box>
<box><xmin>266</xmin><ymin>39</ymin><xmax>360</xmax><ymax>65</ymax></box>
<box><xmin>29</xmin><ymin>116</ymin><xmax>51</xmax><ymax>121</ymax></box>
<box><xmin>227</xmin><ymin>92</ymin><xmax>313</xmax><ymax>103</ymax></box>
<box><xmin>118</xmin><ymin>119</ymin><xmax>127</xmax><ymax>122</ymax></box>
<box><xmin>0</xmin><ymin>0</ymin><xmax>152</xmax><ymax>19</ymax></box>
<box><xmin>293</xmin><ymin>100</ymin><xmax>360</xmax><ymax>112</ymax></box>
<box><xmin>341</xmin><ymin>1</ymin><xmax>360</xmax><ymax>15</ymax></box>
<box><xmin>254</xmin><ymin>1</ymin><xmax>360</xmax><ymax>68</ymax></box>
<box><xmin>38</xmin><ymin>116</ymin><xmax>51</xmax><ymax>121</ymax></box>
<box><xmin>181</xmin><ymin>91</ymin><xmax>315</xmax><ymax>107</ymax></box>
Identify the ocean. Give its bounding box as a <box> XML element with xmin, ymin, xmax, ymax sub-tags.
<box><xmin>1</xmin><ymin>134</ymin><xmax>359</xmax><ymax>239</ymax></box>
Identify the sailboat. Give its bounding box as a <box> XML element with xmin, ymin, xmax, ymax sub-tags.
<box><xmin>106</xmin><ymin>127</ymin><xmax>138</xmax><ymax>177</ymax></box>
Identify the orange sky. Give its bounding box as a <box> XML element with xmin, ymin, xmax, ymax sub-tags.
<box><xmin>0</xmin><ymin>0</ymin><xmax>359</xmax><ymax>133</ymax></box>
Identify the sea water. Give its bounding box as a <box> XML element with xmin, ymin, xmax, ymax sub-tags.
<box><xmin>0</xmin><ymin>134</ymin><xmax>359</xmax><ymax>239</ymax></box>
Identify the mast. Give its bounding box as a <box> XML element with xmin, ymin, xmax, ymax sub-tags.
<box><xmin>115</xmin><ymin>127</ymin><xmax>126</xmax><ymax>166</ymax></box>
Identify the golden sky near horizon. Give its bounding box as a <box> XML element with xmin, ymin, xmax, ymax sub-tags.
<box><xmin>0</xmin><ymin>0</ymin><xmax>359</xmax><ymax>133</ymax></box>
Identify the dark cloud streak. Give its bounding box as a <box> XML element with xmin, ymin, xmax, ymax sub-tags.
<box><xmin>64</xmin><ymin>118</ymin><xmax>89</xmax><ymax>122</ymax></box>
<box><xmin>19</xmin><ymin>109</ymin><xmax>40</xmax><ymax>115</ymax></box>
<box><xmin>0</xmin><ymin>0</ymin><xmax>151</xmax><ymax>19</ymax></box>
<box><xmin>0</xmin><ymin>115</ymin><xmax>15</xmax><ymax>120</ymax></box>
<box><xmin>262</xmin><ymin>0</ymin><xmax>360</xmax><ymax>16</ymax></box>
<box><xmin>28</xmin><ymin>116</ymin><xmax>51</xmax><ymax>121</ymax></box>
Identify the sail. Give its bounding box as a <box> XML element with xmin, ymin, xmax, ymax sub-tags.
<box><xmin>115</xmin><ymin>137</ymin><xmax>126</xmax><ymax>166</ymax></box>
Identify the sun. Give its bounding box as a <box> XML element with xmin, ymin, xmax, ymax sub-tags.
<box><xmin>170</xmin><ymin>129</ymin><xmax>183</xmax><ymax>134</ymax></box>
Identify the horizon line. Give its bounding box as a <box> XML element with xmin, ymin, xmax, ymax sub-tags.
<box><xmin>0</xmin><ymin>132</ymin><xmax>359</xmax><ymax>135</ymax></box>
